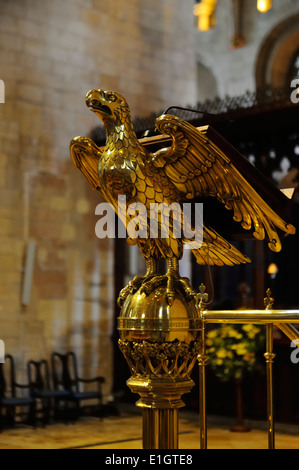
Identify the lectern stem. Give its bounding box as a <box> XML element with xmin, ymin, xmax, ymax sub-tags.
<box><xmin>143</xmin><ymin>408</ymin><xmax>178</xmax><ymax>449</ymax></box>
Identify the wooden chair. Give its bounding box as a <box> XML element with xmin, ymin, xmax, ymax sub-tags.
<box><xmin>51</xmin><ymin>351</ymin><xmax>105</xmax><ymax>420</ymax></box>
<box><xmin>27</xmin><ymin>359</ymin><xmax>72</xmax><ymax>424</ymax></box>
<box><xmin>0</xmin><ymin>355</ymin><xmax>36</xmax><ymax>431</ymax></box>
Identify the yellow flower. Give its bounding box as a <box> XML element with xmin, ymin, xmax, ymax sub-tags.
<box><xmin>216</xmin><ymin>358</ymin><xmax>223</xmax><ymax>365</ymax></box>
<box><xmin>226</xmin><ymin>327</ymin><xmax>242</xmax><ymax>339</ymax></box>
<box><xmin>207</xmin><ymin>329</ymin><xmax>219</xmax><ymax>339</ymax></box>
<box><xmin>242</xmin><ymin>324</ymin><xmax>253</xmax><ymax>332</ymax></box>
<box><xmin>220</xmin><ymin>326</ymin><xmax>230</xmax><ymax>337</ymax></box>
<box><xmin>216</xmin><ymin>348</ymin><xmax>227</xmax><ymax>358</ymax></box>
<box><xmin>234</xmin><ymin>342</ymin><xmax>248</xmax><ymax>355</ymax></box>
<box><xmin>242</xmin><ymin>324</ymin><xmax>261</xmax><ymax>339</ymax></box>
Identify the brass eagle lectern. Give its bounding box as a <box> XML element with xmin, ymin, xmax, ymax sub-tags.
<box><xmin>70</xmin><ymin>89</ymin><xmax>295</xmax><ymax>449</ymax></box>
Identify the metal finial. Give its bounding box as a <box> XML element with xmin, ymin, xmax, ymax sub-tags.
<box><xmin>264</xmin><ymin>288</ymin><xmax>274</xmax><ymax>310</ymax></box>
<box><xmin>197</xmin><ymin>283</ymin><xmax>209</xmax><ymax>307</ymax></box>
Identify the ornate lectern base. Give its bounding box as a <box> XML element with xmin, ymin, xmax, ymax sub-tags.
<box><xmin>118</xmin><ymin>284</ymin><xmax>201</xmax><ymax>449</ymax></box>
<box><xmin>127</xmin><ymin>375</ymin><xmax>194</xmax><ymax>449</ymax></box>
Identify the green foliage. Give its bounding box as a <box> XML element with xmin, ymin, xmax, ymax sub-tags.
<box><xmin>206</xmin><ymin>323</ymin><xmax>265</xmax><ymax>382</ymax></box>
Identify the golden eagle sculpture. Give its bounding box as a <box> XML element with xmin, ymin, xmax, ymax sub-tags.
<box><xmin>70</xmin><ymin>89</ymin><xmax>295</xmax><ymax>306</ymax></box>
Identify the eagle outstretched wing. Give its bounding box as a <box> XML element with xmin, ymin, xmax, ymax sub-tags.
<box><xmin>70</xmin><ymin>136</ymin><xmax>102</xmax><ymax>191</ymax></box>
<box><xmin>154</xmin><ymin>114</ymin><xmax>296</xmax><ymax>253</ymax></box>
<box><xmin>188</xmin><ymin>226</ymin><xmax>251</xmax><ymax>266</ymax></box>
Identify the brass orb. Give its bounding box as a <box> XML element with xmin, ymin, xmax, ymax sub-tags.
<box><xmin>118</xmin><ymin>285</ymin><xmax>201</xmax><ymax>343</ymax></box>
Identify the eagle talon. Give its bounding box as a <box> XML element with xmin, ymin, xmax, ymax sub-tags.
<box><xmin>139</xmin><ymin>275</ymin><xmax>166</xmax><ymax>295</ymax></box>
<box><xmin>117</xmin><ymin>285</ymin><xmax>132</xmax><ymax>307</ymax></box>
<box><xmin>179</xmin><ymin>278</ymin><xmax>197</xmax><ymax>301</ymax></box>
<box><xmin>117</xmin><ymin>276</ymin><xmax>142</xmax><ymax>306</ymax></box>
<box><xmin>118</xmin><ymin>272</ymin><xmax>158</xmax><ymax>306</ymax></box>
<box><xmin>166</xmin><ymin>289</ymin><xmax>175</xmax><ymax>306</ymax></box>
<box><xmin>140</xmin><ymin>271</ymin><xmax>178</xmax><ymax>305</ymax></box>
<box><xmin>130</xmin><ymin>275</ymin><xmax>145</xmax><ymax>291</ymax></box>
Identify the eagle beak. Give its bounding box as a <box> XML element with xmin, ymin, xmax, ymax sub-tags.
<box><xmin>85</xmin><ymin>89</ymin><xmax>112</xmax><ymax>116</ymax></box>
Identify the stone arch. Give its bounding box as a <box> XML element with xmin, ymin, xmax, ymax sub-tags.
<box><xmin>255</xmin><ymin>13</ymin><xmax>299</xmax><ymax>89</ymax></box>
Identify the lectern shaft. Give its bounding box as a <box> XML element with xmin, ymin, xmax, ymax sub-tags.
<box><xmin>143</xmin><ymin>408</ymin><xmax>178</xmax><ymax>449</ymax></box>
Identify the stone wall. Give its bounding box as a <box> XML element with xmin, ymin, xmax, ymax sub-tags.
<box><xmin>0</xmin><ymin>0</ymin><xmax>197</xmax><ymax>397</ymax></box>
<box><xmin>195</xmin><ymin>0</ymin><xmax>299</xmax><ymax>99</ymax></box>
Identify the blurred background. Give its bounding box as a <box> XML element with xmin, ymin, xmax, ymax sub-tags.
<box><xmin>0</xmin><ymin>0</ymin><xmax>298</xmax><ymax>427</ymax></box>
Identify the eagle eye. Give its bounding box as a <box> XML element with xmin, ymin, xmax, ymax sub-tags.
<box><xmin>106</xmin><ymin>93</ymin><xmax>117</xmax><ymax>102</ymax></box>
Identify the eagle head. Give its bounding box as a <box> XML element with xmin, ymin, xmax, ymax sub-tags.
<box><xmin>85</xmin><ymin>89</ymin><xmax>130</xmax><ymax>125</ymax></box>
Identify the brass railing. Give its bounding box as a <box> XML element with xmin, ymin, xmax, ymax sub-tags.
<box><xmin>197</xmin><ymin>290</ymin><xmax>299</xmax><ymax>450</ymax></box>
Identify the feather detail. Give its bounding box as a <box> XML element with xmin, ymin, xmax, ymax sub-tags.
<box><xmin>155</xmin><ymin>113</ymin><xmax>295</xmax><ymax>253</ymax></box>
<box><xmin>70</xmin><ymin>136</ymin><xmax>102</xmax><ymax>190</ymax></box>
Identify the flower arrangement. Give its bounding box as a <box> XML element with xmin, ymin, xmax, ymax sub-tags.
<box><xmin>206</xmin><ymin>323</ymin><xmax>265</xmax><ymax>382</ymax></box>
